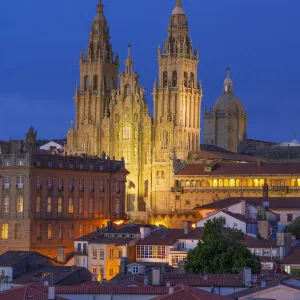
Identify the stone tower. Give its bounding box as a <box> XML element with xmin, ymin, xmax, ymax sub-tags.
<box><xmin>153</xmin><ymin>0</ymin><xmax>202</xmax><ymax>160</ymax></box>
<box><xmin>204</xmin><ymin>68</ymin><xmax>247</xmax><ymax>153</ymax></box>
<box><xmin>66</xmin><ymin>0</ymin><xmax>119</xmax><ymax>156</ymax></box>
<box><xmin>101</xmin><ymin>45</ymin><xmax>153</xmax><ymax>215</ymax></box>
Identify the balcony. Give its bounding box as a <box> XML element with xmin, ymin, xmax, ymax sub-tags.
<box><xmin>169</xmin><ymin>248</ymin><xmax>188</xmax><ymax>252</ymax></box>
<box><xmin>170</xmin><ymin>187</ymin><xmax>183</xmax><ymax>193</ymax></box>
<box><xmin>75</xmin><ymin>250</ymin><xmax>88</xmax><ymax>256</ymax></box>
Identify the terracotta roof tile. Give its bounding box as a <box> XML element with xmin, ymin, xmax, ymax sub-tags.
<box><xmin>176</xmin><ymin>162</ymin><xmax>300</xmax><ymax>176</ymax></box>
<box><xmin>281</xmin><ymin>248</ymin><xmax>300</xmax><ymax>265</ymax></box>
<box><xmin>243</xmin><ymin>235</ymin><xmax>278</xmax><ymax>248</ymax></box>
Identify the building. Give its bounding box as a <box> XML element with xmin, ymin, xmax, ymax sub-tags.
<box><xmin>136</xmin><ymin>223</ymin><xmax>202</xmax><ymax>268</ymax></box>
<box><xmin>194</xmin><ymin>197</ymin><xmax>300</xmax><ymax>231</ymax></box>
<box><xmin>39</xmin><ymin>140</ymin><xmax>66</xmax><ymax>152</ymax></box>
<box><xmin>0</xmin><ymin>128</ymin><xmax>128</xmax><ymax>257</ymax></box>
<box><xmin>74</xmin><ymin>223</ymin><xmax>158</xmax><ymax>281</ymax></box>
<box><xmin>66</xmin><ymin>0</ymin><xmax>202</xmax><ymax>222</ymax></box>
<box><xmin>280</xmin><ymin>243</ymin><xmax>300</xmax><ymax>274</ymax></box>
<box><xmin>204</xmin><ymin>68</ymin><xmax>247</xmax><ymax>153</ymax></box>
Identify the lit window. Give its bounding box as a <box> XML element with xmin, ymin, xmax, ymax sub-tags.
<box><xmin>118</xmin><ymin>250</ymin><xmax>122</xmax><ymax>258</ymax></box>
<box><xmin>48</xmin><ymin>224</ymin><xmax>53</xmax><ymax>240</ymax></box>
<box><xmin>58</xmin><ymin>197</ymin><xmax>63</xmax><ymax>213</ymax></box>
<box><xmin>2</xmin><ymin>224</ymin><xmax>8</xmax><ymax>239</ymax></box>
<box><xmin>229</xmin><ymin>179</ymin><xmax>235</xmax><ymax>187</ymax></box>
<box><xmin>17</xmin><ymin>196</ymin><xmax>24</xmax><ymax>213</ymax></box>
<box><xmin>68</xmin><ymin>198</ymin><xmax>74</xmax><ymax>213</ymax></box>
<box><xmin>122</xmin><ymin>126</ymin><xmax>131</xmax><ymax>140</ymax></box>
<box><xmin>47</xmin><ymin>197</ymin><xmax>52</xmax><ymax>213</ymax></box>
<box><xmin>36</xmin><ymin>196</ymin><xmax>41</xmax><ymax>213</ymax></box>
<box><xmin>79</xmin><ymin>198</ymin><xmax>84</xmax><ymax>214</ymax></box>
<box><xmin>122</xmin><ymin>148</ymin><xmax>131</xmax><ymax>163</ymax></box>
<box><xmin>4</xmin><ymin>197</ymin><xmax>9</xmax><ymax>213</ymax></box>
<box><xmin>285</xmin><ymin>266</ymin><xmax>291</xmax><ymax>274</ymax></box>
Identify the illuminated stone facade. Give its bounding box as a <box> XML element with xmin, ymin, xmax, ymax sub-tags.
<box><xmin>66</xmin><ymin>0</ymin><xmax>203</xmax><ymax>221</ymax></box>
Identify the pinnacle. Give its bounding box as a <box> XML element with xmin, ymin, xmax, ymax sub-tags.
<box><xmin>176</xmin><ymin>0</ymin><xmax>183</xmax><ymax>7</ymax></box>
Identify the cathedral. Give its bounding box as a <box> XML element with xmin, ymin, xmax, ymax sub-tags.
<box><xmin>66</xmin><ymin>0</ymin><xmax>203</xmax><ymax>221</ymax></box>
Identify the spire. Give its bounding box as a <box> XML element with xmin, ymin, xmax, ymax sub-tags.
<box><xmin>176</xmin><ymin>0</ymin><xmax>182</xmax><ymax>7</ymax></box>
<box><xmin>173</xmin><ymin>0</ymin><xmax>185</xmax><ymax>15</ymax></box>
<box><xmin>95</xmin><ymin>0</ymin><xmax>105</xmax><ymax>21</ymax></box>
<box><xmin>125</xmin><ymin>44</ymin><xmax>134</xmax><ymax>74</ymax></box>
<box><xmin>224</xmin><ymin>66</ymin><xmax>233</xmax><ymax>94</ymax></box>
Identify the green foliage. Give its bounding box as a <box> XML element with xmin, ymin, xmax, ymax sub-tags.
<box><xmin>291</xmin><ymin>269</ymin><xmax>300</xmax><ymax>276</ymax></box>
<box><xmin>285</xmin><ymin>217</ymin><xmax>300</xmax><ymax>240</ymax></box>
<box><xmin>184</xmin><ymin>217</ymin><xmax>261</xmax><ymax>274</ymax></box>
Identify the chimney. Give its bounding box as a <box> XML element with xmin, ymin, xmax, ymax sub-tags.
<box><xmin>243</xmin><ymin>268</ymin><xmax>252</xmax><ymax>287</ymax></box>
<box><xmin>56</xmin><ymin>247</ymin><xmax>66</xmax><ymax>264</ymax></box>
<box><xmin>258</xmin><ymin>221</ymin><xmax>270</xmax><ymax>240</ymax></box>
<box><xmin>152</xmin><ymin>268</ymin><xmax>160</xmax><ymax>286</ymax></box>
<box><xmin>48</xmin><ymin>286</ymin><xmax>55</xmax><ymax>300</ymax></box>
<box><xmin>120</xmin><ymin>257</ymin><xmax>130</xmax><ymax>274</ymax></box>
<box><xmin>240</xmin><ymin>200</ymin><xmax>246</xmax><ymax>216</ymax></box>
<box><xmin>169</xmin><ymin>287</ymin><xmax>174</xmax><ymax>295</ymax></box>
<box><xmin>183</xmin><ymin>221</ymin><xmax>192</xmax><ymax>235</ymax></box>
<box><xmin>140</xmin><ymin>227</ymin><xmax>151</xmax><ymax>240</ymax></box>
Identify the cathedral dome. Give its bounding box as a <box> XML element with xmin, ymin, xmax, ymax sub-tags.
<box><xmin>213</xmin><ymin>68</ymin><xmax>244</xmax><ymax>114</ymax></box>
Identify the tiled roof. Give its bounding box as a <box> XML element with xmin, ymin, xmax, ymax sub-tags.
<box><xmin>243</xmin><ymin>235</ymin><xmax>278</xmax><ymax>248</ymax></box>
<box><xmin>281</xmin><ymin>247</ymin><xmax>300</xmax><ymax>265</ymax></box>
<box><xmin>0</xmin><ymin>284</ymin><xmax>67</xmax><ymax>300</ymax></box>
<box><xmin>204</xmin><ymin>210</ymin><xmax>256</xmax><ymax>224</ymax></box>
<box><xmin>151</xmin><ymin>284</ymin><xmax>230</xmax><ymax>300</ymax></box>
<box><xmin>89</xmin><ymin>237</ymin><xmax>135</xmax><ymax>246</ymax></box>
<box><xmin>176</xmin><ymin>162</ymin><xmax>300</xmax><ymax>176</ymax></box>
<box><xmin>195</xmin><ymin>197</ymin><xmax>300</xmax><ymax>210</ymax></box>
<box><xmin>161</xmin><ymin>273</ymin><xmax>244</xmax><ymax>288</ymax></box>
<box><xmin>29</xmin><ymin>283</ymin><xmax>171</xmax><ymax>295</ymax></box>
<box><xmin>137</xmin><ymin>228</ymin><xmax>202</xmax><ymax>246</ymax></box>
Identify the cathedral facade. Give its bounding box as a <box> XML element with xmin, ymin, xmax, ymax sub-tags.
<box><xmin>66</xmin><ymin>0</ymin><xmax>203</xmax><ymax>221</ymax></box>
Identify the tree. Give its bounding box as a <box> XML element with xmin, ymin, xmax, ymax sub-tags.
<box><xmin>184</xmin><ymin>217</ymin><xmax>261</xmax><ymax>274</ymax></box>
<box><xmin>285</xmin><ymin>217</ymin><xmax>300</xmax><ymax>240</ymax></box>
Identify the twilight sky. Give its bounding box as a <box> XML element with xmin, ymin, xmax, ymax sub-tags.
<box><xmin>0</xmin><ymin>0</ymin><xmax>300</xmax><ymax>143</ymax></box>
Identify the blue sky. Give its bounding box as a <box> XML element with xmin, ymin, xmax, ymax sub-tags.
<box><xmin>0</xmin><ymin>0</ymin><xmax>300</xmax><ymax>142</ymax></box>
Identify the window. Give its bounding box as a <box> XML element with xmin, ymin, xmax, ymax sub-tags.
<box><xmin>36</xmin><ymin>176</ymin><xmax>41</xmax><ymax>189</ymax></box>
<box><xmin>79</xmin><ymin>198</ymin><xmax>84</xmax><ymax>214</ymax></box>
<box><xmin>68</xmin><ymin>198</ymin><xmax>74</xmax><ymax>213</ymax></box>
<box><xmin>48</xmin><ymin>224</ymin><xmax>53</xmax><ymax>240</ymax></box>
<box><xmin>2</xmin><ymin>224</ymin><xmax>8</xmax><ymax>239</ymax></box>
<box><xmin>58</xmin><ymin>178</ymin><xmax>63</xmax><ymax>190</ymax></box>
<box><xmin>88</xmin><ymin>198</ymin><xmax>93</xmax><ymax>214</ymax></box>
<box><xmin>93</xmin><ymin>75</ymin><xmax>98</xmax><ymax>91</ymax></box>
<box><xmin>1</xmin><ymin>270</ymin><xmax>5</xmax><ymax>277</ymax></box>
<box><xmin>58</xmin><ymin>225</ymin><xmax>63</xmax><ymax>240</ymax></box>
<box><xmin>184</xmin><ymin>72</ymin><xmax>188</xmax><ymax>87</ymax></box>
<box><xmin>163</xmin><ymin>71</ymin><xmax>168</xmax><ymax>87</ymax></box>
<box><xmin>69</xmin><ymin>179</ymin><xmax>74</xmax><ymax>191</ymax></box>
<box><xmin>84</xmin><ymin>75</ymin><xmax>89</xmax><ymax>91</ymax></box>
<box><xmin>109</xmin><ymin>268</ymin><xmax>114</xmax><ymax>276</ymax></box>
<box><xmin>89</xmin><ymin>180</ymin><xmax>94</xmax><ymax>192</ymax></box>
<box><xmin>92</xmin><ymin>266</ymin><xmax>97</xmax><ymax>277</ymax></box>
<box><xmin>16</xmin><ymin>196</ymin><xmax>24</xmax><ymax>213</ymax></box>
<box><xmin>190</xmin><ymin>72</ymin><xmax>195</xmax><ymax>88</ymax></box>
<box><xmin>263</xmin><ymin>250</ymin><xmax>270</xmax><ymax>256</ymax></box>
<box><xmin>185</xmin><ymin>200</ymin><xmax>190</xmax><ymax>205</ymax></box>
<box><xmin>47</xmin><ymin>161</ymin><xmax>52</xmax><ymax>168</ymax></box>
<box><xmin>79</xmin><ymin>179</ymin><xmax>84</xmax><ymax>192</ymax></box>
<box><xmin>58</xmin><ymin>197</ymin><xmax>63</xmax><ymax>213</ymax></box>
<box><xmin>4</xmin><ymin>160</ymin><xmax>11</xmax><ymax>166</ymax></box>
<box><xmin>37</xmin><ymin>223</ymin><xmax>42</xmax><ymax>239</ymax></box>
<box><xmin>137</xmin><ymin>245</ymin><xmax>166</xmax><ymax>259</ymax></box>
<box><xmin>163</xmin><ymin>131</ymin><xmax>169</xmax><ymax>148</ymax></box>
<box><xmin>118</xmin><ymin>250</ymin><xmax>122</xmax><ymax>258</ymax></box>
<box><xmin>17</xmin><ymin>176</ymin><xmax>24</xmax><ymax>189</ymax></box>
<box><xmin>287</xmin><ymin>214</ymin><xmax>293</xmax><ymax>222</ymax></box>
<box><xmin>122</xmin><ymin>126</ymin><xmax>131</xmax><ymax>140</ymax></box>
<box><xmin>47</xmin><ymin>197</ymin><xmax>52</xmax><ymax>213</ymax></box>
<box><xmin>93</xmin><ymin>249</ymin><xmax>97</xmax><ymax>259</ymax></box>
<box><xmin>69</xmin><ymin>226</ymin><xmax>74</xmax><ymax>240</ymax></box>
<box><xmin>109</xmin><ymin>249</ymin><xmax>114</xmax><ymax>259</ymax></box>
<box><xmin>100</xmin><ymin>266</ymin><xmax>104</xmax><ymax>278</ymax></box>
<box><xmin>79</xmin><ymin>224</ymin><xmax>84</xmax><ymax>237</ymax></box>
<box><xmin>99</xmin><ymin>180</ymin><xmax>104</xmax><ymax>192</ymax></box>
<box><xmin>171</xmin><ymin>255</ymin><xmax>187</xmax><ymax>267</ymax></box>
<box><xmin>4</xmin><ymin>197</ymin><xmax>9</xmax><ymax>213</ymax></box>
<box><xmin>3</xmin><ymin>176</ymin><xmax>10</xmax><ymax>189</ymax></box>
<box><xmin>47</xmin><ymin>177</ymin><xmax>52</xmax><ymax>190</ymax></box>
<box><xmin>99</xmin><ymin>250</ymin><xmax>104</xmax><ymax>260</ymax></box>
<box><xmin>132</xmin><ymin>266</ymin><xmax>139</xmax><ymax>274</ymax></box>
<box><xmin>172</xmin><ymin>71</ymin><xmax>177</xmax><ymax>87</ymax></box>
<box><xmin>285</xmin><ymin>266</ymin><xmax>291</xmax><ymax>274</ymax></box>
<box><xmin>122</xmin><ymin>148</ymin><xmax>131</xmax><ymax>163</ymax></box>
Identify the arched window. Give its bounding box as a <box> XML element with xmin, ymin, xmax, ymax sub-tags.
<box><xmin>190</xmin><ymin>72</ymin><xmax>195</xmax><ymax>88</ymax></box>
<box><xmin>93</xmin><ymin>75</ymin><xmax>98</xmax><ymax>91</ymax></box>
<box><xmin>115</xmin><ymin>114</ymin><xmax>120</xmax><ymax>124</ymax></box>
<box><xmin>163</xmin><ymin>71</ymin><xmax>168</xmax><ymax>87</ymax></box>
<box><xmin>184</xmin><ymin>72</ymin><xmax>188</xmax><ymax>87</ymax></box>
<box><xmin>144</xmin><ymin>180</ymin><xmax>149</xmax><ymax>198</ymax></box>
<box><xmin>161</xmin><ymin>171</ymin><xmax>165</xmax><ymax>179</ymax></box>
<box><xmin>191</xmin><ymin>180</ymin><xmax>196</xmax><ymax>187</ymax></box>
<box><xmin>229</xmin><ymin>179</ymin><xmax>235</xmax><ymax>187</ymax></box>
<box><xmin>254</xmin><ymin>179</ymin><xmax>259</xmax><ymax>187</ymax></box>
<box><xmin>218</xmin><ymin>179</ymin><xmax>224</xmax><ymax>187</ymax></box>
<box><xmin>123</xmin><ymin>148</ymin><xmax>131</xmax><ymax>163</ymax></box>
<box><xmin>172</xmin><ymin>71</ymin><xmax>177</xmax><ymax>87</ymax></box>
<box><xmin>84</xmin><ymin>75</ymin><xmax>89</xmax><ymax>91</ymax></box>
<box><xmin>213</xmin><ymin>180</ymin><xmax>218</xmax><ymax>187</ymax></box>
<box><xmin>122</xmin><ymin>126</ymin><xmax>131</xmax><ymax>140</ymax></box>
